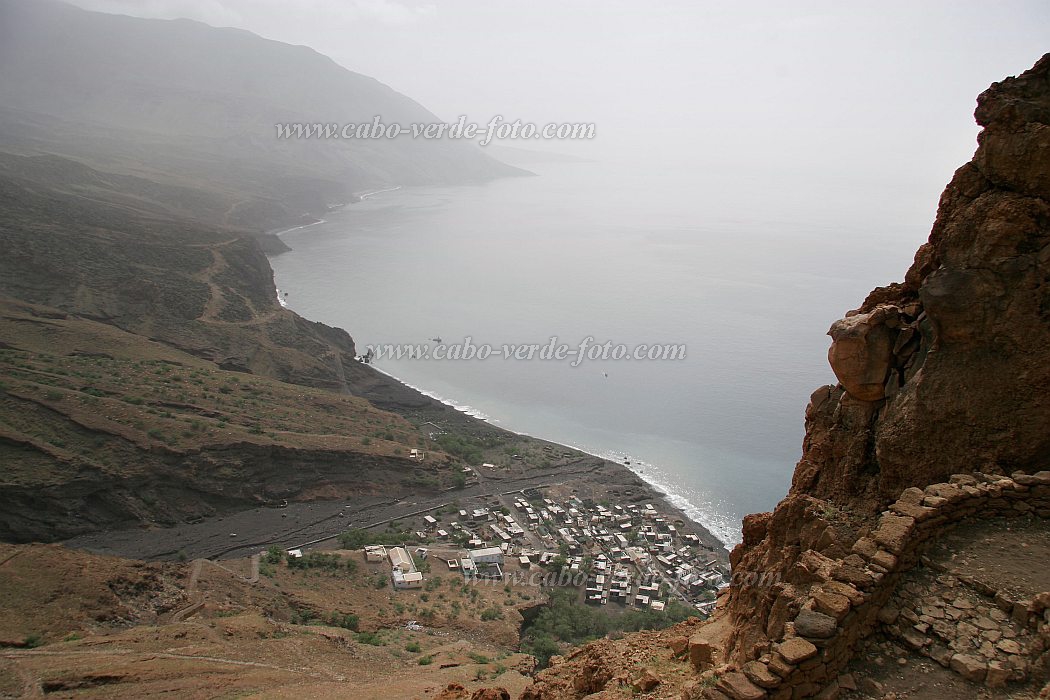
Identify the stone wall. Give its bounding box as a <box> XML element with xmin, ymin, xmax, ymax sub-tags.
<box><xmin>690</xmin><ymin>470</ymin><xmax>1050</xmax><ymax>699</ymax></box>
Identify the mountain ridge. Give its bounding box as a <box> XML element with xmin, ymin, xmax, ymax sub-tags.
<box><xmin>0</xmin><ymin>0</ymin><xmax>528</xmax><ymax>232</ymax></box>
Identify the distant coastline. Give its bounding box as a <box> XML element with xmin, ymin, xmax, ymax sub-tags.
<box><xmin>268</xmin><ymin>186</ymin><xmax>403</xmax><ymax>241</ymax></box>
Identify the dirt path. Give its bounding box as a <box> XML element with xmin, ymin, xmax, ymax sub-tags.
<box><xmin>843</xmin><ymin>516</ymin><xmax>1049</xmax><ymax>699</ymax></box>
<box><xmin>0</xmin><ymin>649</ymin><xmax>317</xmax><ymax>676</ymax></box>
<box><xmin>191</xmin><ymin>239</ymin><xmax>283</xmax><ymax>326</ymax></box>
<box><xmin>326</xmin><ymin>340</ymin><xmax>351</xmax><ymax>394</ymax></box>
<box><xmin>0</xmin><ymin>547</ymin><xmax>23</xmax><ymax>568</ymax></box>
<box><xmin>170</xmin><ymin>553</ymin><xmax>260</xmax><ymax>621</ymax></box>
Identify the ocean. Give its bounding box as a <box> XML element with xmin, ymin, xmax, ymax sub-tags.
<box><xmin>270</xmin><ymin>158</ymin><xmax>933</xmax><ymax>546</ymax></box>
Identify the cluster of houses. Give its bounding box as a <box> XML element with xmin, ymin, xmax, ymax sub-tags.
<box><xmin>409</xmin><ymin>490</ymin><xmax>726</xmax><ymax>615</ymax></box>
<box><xmin>417</xmin><ymin>505</ymin><xmax>526</xmax><ymax>546</ymax></box>
<box><xmin>348</xmin><ymin>487</ymin><xmax>727</xmax><ymax>618</ymax></box>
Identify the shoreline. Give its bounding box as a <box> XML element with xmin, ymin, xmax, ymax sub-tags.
<box><xmin>361</xmin><ymin>360</ymin><xmax>733</xmax><ymax>551</ymax></box>
<box><xmin>61</xmin><ymin>359</ymin><xmax>731</xmax><ymax>564</ymax></box>
<box><xmin>265</xmin><ymin>186</ymin><xmax>403</xmax><ymax>239</ymax></box>
<box><xmin>266</xmin><ymin>183</ymin><xmax>735</xmax><ymax>553</ymax></box>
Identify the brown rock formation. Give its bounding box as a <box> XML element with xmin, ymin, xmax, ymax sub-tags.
<box><xmin>728</xmin><ymin>51</ymin><xmax>1050</xmax><ymax>664</ymax></box>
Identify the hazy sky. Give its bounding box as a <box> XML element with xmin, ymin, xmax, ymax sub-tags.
<box><xmin>68</xmin><ymin>0</ymin><xmax>1048</xmax><ymax>215</ymax></box>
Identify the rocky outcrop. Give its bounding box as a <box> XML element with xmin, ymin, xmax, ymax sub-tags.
<box><xmin>812</xmin><ymin>56</ymin><xmax>1050</xmax><ymax>509</ymax></box>
<box><xmin>725</xmin><ymin>53</ymin><xmax>1050</xmax><ymax>679</ymax></box>
<box><xmin>725</xmin><ymin>53</ymin><xmax>1050</xmax><ymax>691</ymax></box>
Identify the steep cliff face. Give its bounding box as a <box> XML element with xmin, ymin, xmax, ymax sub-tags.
<box><xmin>726</xmin><ymin>52</ymin><xmax>1050</xmax><ymax>662</ymax></box>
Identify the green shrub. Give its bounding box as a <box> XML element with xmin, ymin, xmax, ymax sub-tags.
<box><xmin>519</xmin><ymin>589</ymin><xmax>699</xmax><ymax>668</ymax></box>
<box><xmin>356</xmin><ymin>631</ymin><xmax>383</xmax><ymax>646</ymax></box>
<box><xmin>435</xmin><ymin>434</ymin><xmax>484</xmax><ymax>463</ymax></box>
<box><xmin>328</xmin><ymin>612</ymin><xmax>359</xmax><ymax>631</ymax></box>
<box><xmin>338</xmin><ymin>528</ymin><xmax>411</xmax><ymax>549</ymax></box>
<box><xmin>264</xmin><ymin>545</ymin><xmax>283</xmax><ymax>565</ymax></box>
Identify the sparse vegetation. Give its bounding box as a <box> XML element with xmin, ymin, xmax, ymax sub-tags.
<box><xmin>327</xmin><ymin>612</ymin><xmax>360</xmax><ymax>631</ymax></box>
<box><xmin>338</xmin><ymin>528</ymin><xmax>412</xmax><ymax>550</ymax></box>
<box><xmin>480</xmin><ymin>607</ymin><xmax>503</xmax><ymax>621</ymax></box>
<box><xmin>356</xmin><ymin>631</ymin><xmax>383</xmax><ymax>646</ymax></box>
<box><xmin>520</xmin><ymin>588</ymin><xmax>700</xmax><ymax>668</ymax></box>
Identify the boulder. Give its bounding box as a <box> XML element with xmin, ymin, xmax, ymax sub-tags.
<box><xmin>949</xmin><ymin>653</ymin><xmax>986</xmax><ymax>682</ymax></box>
<box><xmin>435</xmin><ymin>683</ymin><xmax>469</xmax><ymax>700</ymax></box>
<box><xmin>811</xmin><ymin>590</ymin><xmax>850</xmax><ymax>621</ymax></box>
<box><xmin>668</xmin><ymin>636</ymin><xmax>690</xmax><ymax>656</ymax></box>
<box><xmin>689</xmin><ymin>635</ymin><xmax>715</xmax><ymax>669</ymax></box>
<box><xmin>716</xmin><ymin>671</ymin><xmax>767</xmax><ymax>700</ymax></box>
<box><xmin>985</xmin><ymin>661</ymin><xmax>1011</xmax><ymax>688</ymax></box>
<box><xmin>870</xmin><ymin>549</ymin><xmax>898</xmax><ymax>571</ymax></box>
<box><xmin>821</xmin><ymin>581</ymin><xmax>865</xmax><ymax>607</ymax></box>
<box><xmin>827</xmin><ymin>310</ymin><xmax>895</xmax><ymax>402</ymax></box>
<box><xmin>470</xmin><ymin>690</ymin><xmax>510</xmax><ymax>700</ymax></box>
<box><xmin>742</xmin><ymin>661</ymin><xmax>780</xmax><ymax>689</ymax></box>
<box><xmin>873</xmin><ymin>514</ymin><xmax>915</xmax><ymax>555</ymax></box>
<box><xmin>632</xmin><ymin>668</ymin><xmax>661</xmax><ymax>693</ymax></box>
<box><xmin>767</xmin><ymin>653</ymin><xmax>794</xmax><ymax>678</ymax></box>
<box><xmin>777</xmin><ymin>637</ymin><xmax>817</xmax><ymax>664</ymax></box>
<box><xmin>794</xmin><ymin>609</ymin><xmax>838</xmax><ymax>639</ymax></box>
<box><xmin>996</xmin><ymin>639</ymin><xmax>1023</xmax><ymax>655</ymax></box>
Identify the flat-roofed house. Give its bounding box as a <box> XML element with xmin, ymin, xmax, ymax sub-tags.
<box><xmin>468</xmin><ymin>546</ymin><xmax>504</xmax><ymax>564</ymax></box>
<box><xmin>392</xmin><ymin>570</ymin><xmax>424</xmax><ymax>589</ymax></box>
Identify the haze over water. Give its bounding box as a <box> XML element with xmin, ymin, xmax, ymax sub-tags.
<box><xmin>271</xmin><ymin>156</ymin><xmax>935</xmax><ymax>545</ymax></box>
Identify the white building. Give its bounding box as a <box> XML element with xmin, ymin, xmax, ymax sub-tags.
<box><xmin>393</xmin><ymin>570</ymin><xmax>424</xmax><ymax>589</ymax></box>
<box><xmin>468</xmin><ymin>546</ymin><xmax>504</xmax><ymax>564</ymax></box>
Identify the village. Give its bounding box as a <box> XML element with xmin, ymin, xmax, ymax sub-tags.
<box><xmin>350</xmin><ymin>480</ymin><xmax>727</xmax><ymax>618</ymax></box>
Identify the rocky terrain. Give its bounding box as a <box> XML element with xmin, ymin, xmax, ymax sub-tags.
<box><xmin>512</xmin><ymin>54</ymin><xmax>1050</xmax><ymax>700</ymax></box>
<box><xmin>0</xmin><ymin>5</ymin><xmax>1047</xmax><ymax>695</ymax></box>
<box><xmin>0</xmin><ymin>543</ymin><xmax>540</xmax><ymax>698</ymax></box>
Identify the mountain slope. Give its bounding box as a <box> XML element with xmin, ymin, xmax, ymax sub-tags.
<box><xmin>0</xmin><ymin>0</ymin><xmax>526</xmax><ymax>228</ymax></box>
<box><xmin>0</xmin><ymin>154</ymin><xmax>471</xmax><ymax>542</ymax></box>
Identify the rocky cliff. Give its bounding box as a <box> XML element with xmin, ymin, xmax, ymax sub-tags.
<box><xmin>518</xmin><ymin>54</ymin><xmax>1050</xmax><ymax>700</ymax></box>
<box><xmin>725</xmin><ymin>53</ymin><xmax>1050</xmax><ymax>661</ymax></box>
